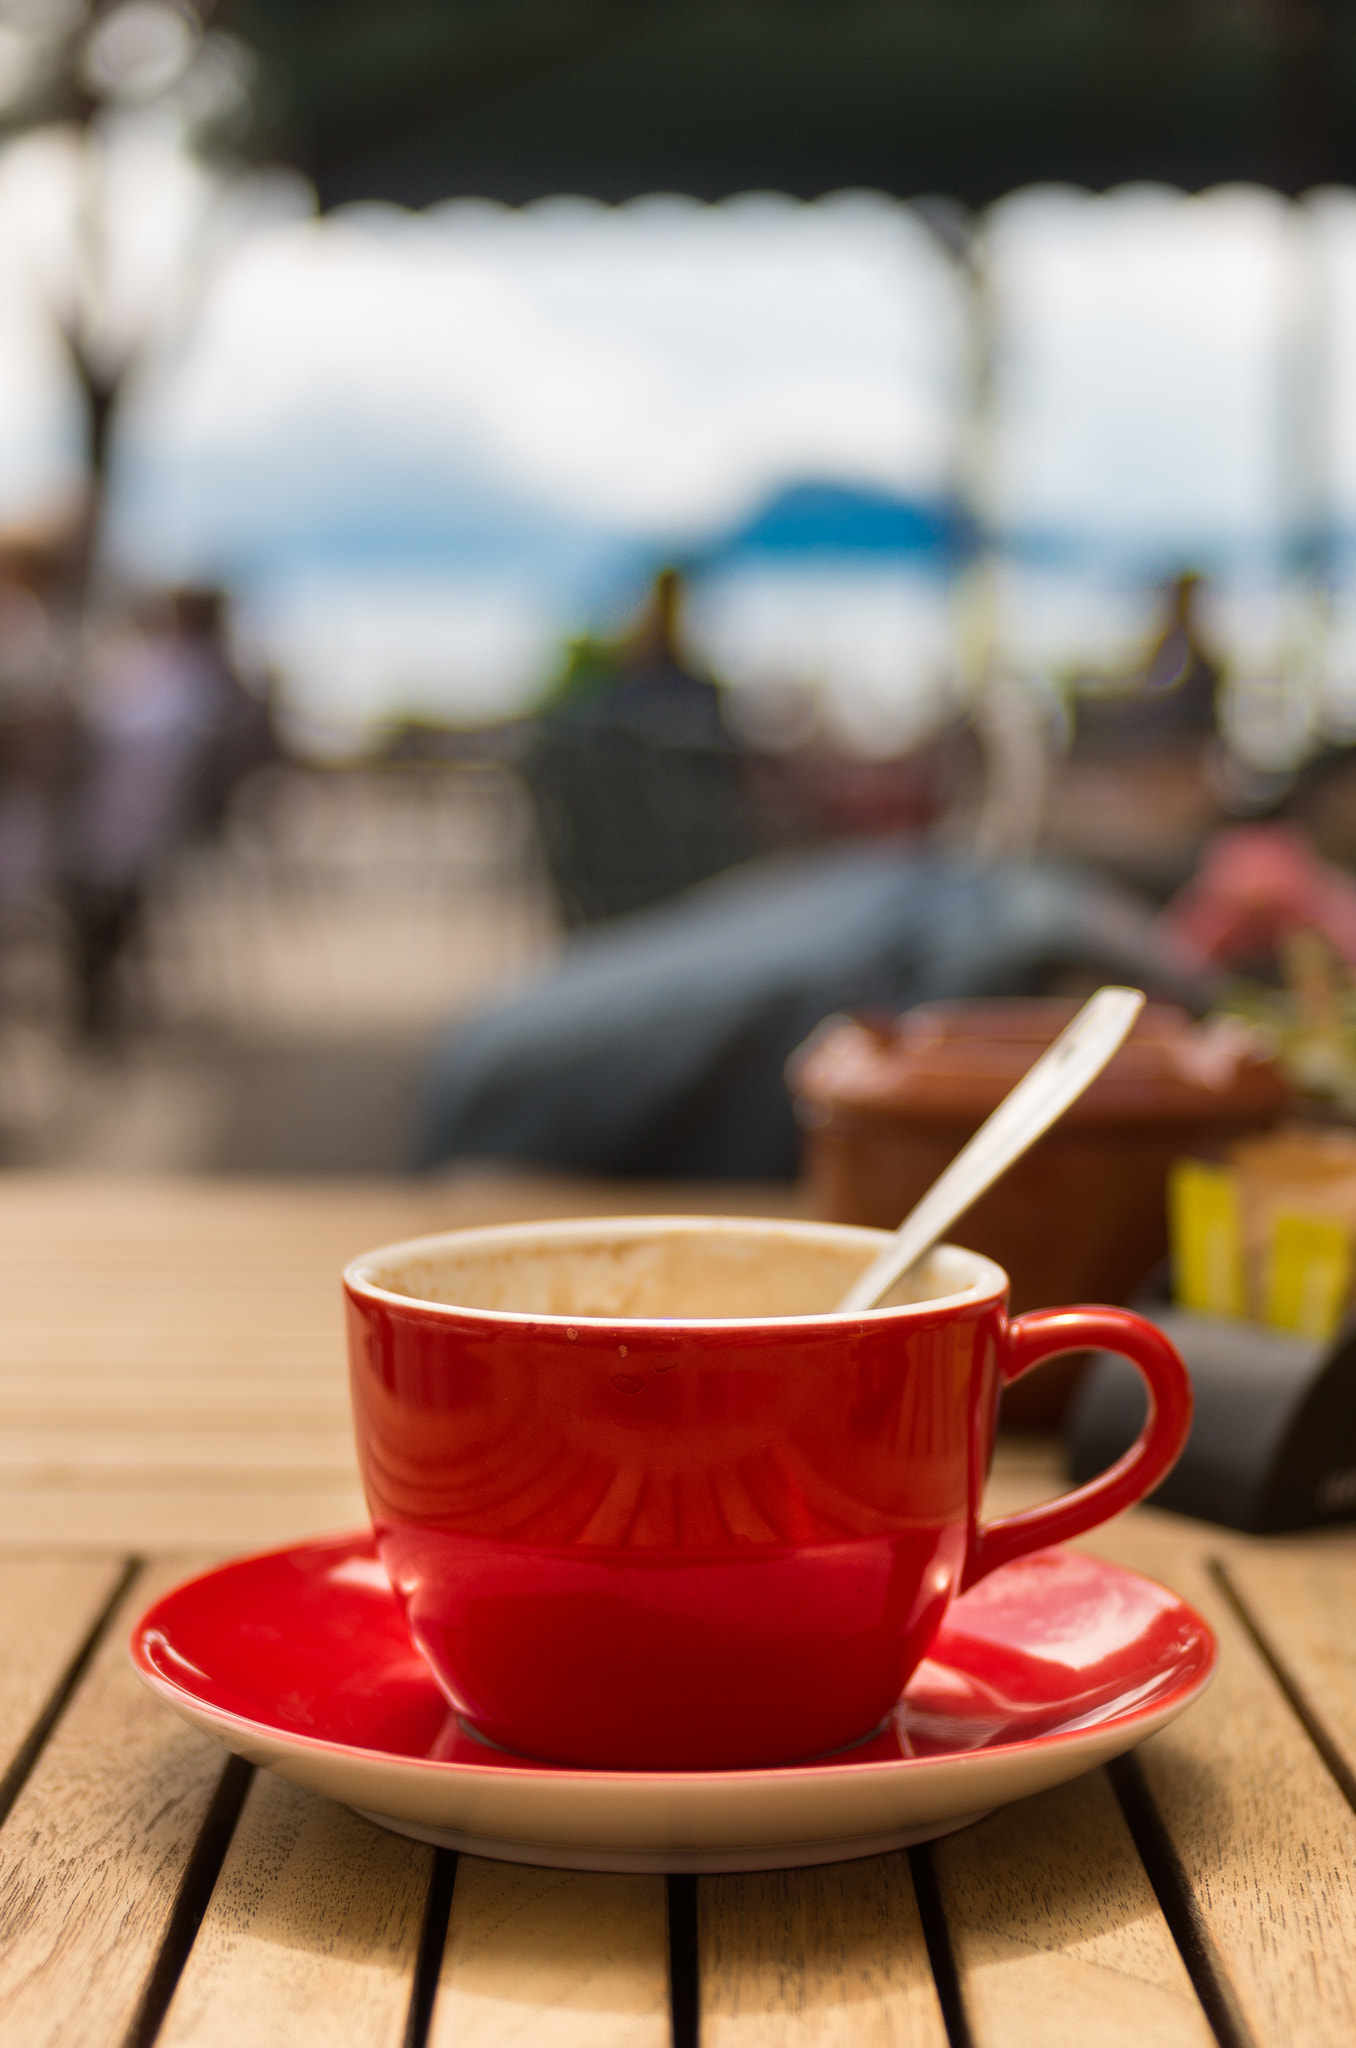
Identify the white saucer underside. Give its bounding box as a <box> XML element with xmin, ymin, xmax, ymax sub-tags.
<box><xmin>153</xmin><ymin>1680</ymin><xmax>1207</xmax><ymax>1873</ymax></box>
<box><xmin>352</xmin><ymin>1809</ymin><xmax>994</xmax><ymax>1872</ymax></box>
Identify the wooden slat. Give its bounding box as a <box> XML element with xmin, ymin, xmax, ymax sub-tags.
<box><xmin>0</xmin><ymin>1560</ymin><xmax>237</xmax><ymax>2048</ymax></box>
<box><xmin>426</xmin><ymin>1857</ymin><xmax>669</xmax><ymax>2048</ymax></box>
<box><xmin>1087</xmin><ymin>1523</ymin><xmax>1356</xmax><ymax>2048</ymax></box>
<box><xmin>0</xmin><ymin>1426</ymin><xmax>359</xmax><ymax>1472</ymax></box>
<box><xmin>697</xmin><ymin>1854</ymin><xmax>948</xmax><ymax>2048</ymax></box>
<box><xmin>0</xmin><ymin>1171</ymin><xmax>801</xmax><ymax>1549</ymax></box>
<box><xmin>0</xmin><ymin>1553</ymin><xmax>131</xmax><ymax>1797</ymax></box>
<box><xmin>978</xmin><ymin>1437</ymin><xmax>1066</xmax><ymax>1521</ymax></box>
<box><xmin>0</xmin><ymin>1375</ymin><xmax>349</xmax><ymax>1427</ymax></box>
<box><xmin>963</xmin><ymin>1484</ymin><xmax>1356</xmax><ymax>2045</ymax></box>
<box><xmin>0</xmin><ymin>1488</ymin><xmax>368</xmax><ymax>1551</ymax></box>
<box><xmin>0</xmin><ymin>1175</ymin><xmax>474</xmax><ymax>1551</ymax></box>
<box><xmin>5</xmin><ymin>1174</ymin><xmax>1356</xmax><ymax>2046</ymax></box>
<box><xmin>933</xmin><ymin>1770</ymin><xmax>1214</xmax><ymax>2048</ymax></box>
<box><xmin>158</xmin><ymin>1774</ymin><xmax>431</xmax><ymax>2048</ymax></box>
<box><xmin>1218</xmin><ymin>1539</ymin><xmax>1356</xmax><ymax>1794</ymax></box>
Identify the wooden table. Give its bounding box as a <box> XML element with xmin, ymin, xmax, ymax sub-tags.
<box><xmin>2</xmin><ymin>1172</ymin><xmax>1355</xmax><ymax>2047</ymax></box>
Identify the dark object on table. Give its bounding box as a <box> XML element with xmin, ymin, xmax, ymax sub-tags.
<box><xmin>790</xmin><ymin>999</ymin><xmax>1289</xmax><ymax>1425</ymax></box>
<box><xmin>1067</xmin><ymin>1303</ymin><xmax>1356</xmax><ymax>1533</ymax></box>
<box><xmin>418</xmin><ymin>844</ymin><xmax>1213</xmax><ymax>1182</ymax></box>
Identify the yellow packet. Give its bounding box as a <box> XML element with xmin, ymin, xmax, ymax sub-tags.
<box><xmin>1264</xmin><ymin>1213</ymin><xmax>1353</xmax><ymax>1341</ymax></box>
<box><xmin>1169</xmin><ymin>1158</ymin><xmax>1246</xmax><ymax>1317</ymax></box>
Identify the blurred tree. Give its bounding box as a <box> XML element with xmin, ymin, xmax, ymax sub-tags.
<box><xmin>0</xmin><ymin>1</ymin><xmax>305</xmax><ymax>583</ymax></box>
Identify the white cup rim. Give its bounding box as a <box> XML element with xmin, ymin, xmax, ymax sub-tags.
<box><xmin>343</xmin><ymin>1213</ymin><xmax>1009</xmax><ymax>1331</ymax></box>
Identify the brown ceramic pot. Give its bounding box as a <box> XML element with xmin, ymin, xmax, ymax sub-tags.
<box><xmin>788</xmin><ymin>999</ymin><xmax>1290</xmax><ymax>1426</ymax></box>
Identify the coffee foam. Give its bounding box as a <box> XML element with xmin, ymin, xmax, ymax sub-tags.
<box><xmin>355</xmin><ymin>1218</ymin><xmax>996</xmax><ymax>1323</ymax></box>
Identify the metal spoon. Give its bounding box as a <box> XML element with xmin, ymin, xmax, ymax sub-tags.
<box><xmin>833</xmin><ymin>985</ymin><xmax>1146</xmax><ymax>1313</ymax></box>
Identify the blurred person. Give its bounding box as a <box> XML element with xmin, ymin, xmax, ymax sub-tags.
<box><xmin>1071</xmin><ymin>573</ymin><xmax>1221</xmax><ymax>757</ymax></box>
<box><xmin>0</xmin><ymin>536</ymin><xmax>81</xmax><ymax>910</ymax></box>
<box><xmin>1266</xmin><ymin>741</ymin><xmax>1356</xmax><ymax>873</ymax></box>
<box><xmin>545</xmin><ymin>566</ymin><xmax>725</xmax><ymax>737</ymax></box>
<box><xmin>1162</xmin><ymin>822</ymin><xmax>1356</xmax><ymax>978</ymax></box>
<box><xmin>1159</xmin><ymin>819</ymin><xmax>1356</xmax><ymax>1112</ymax></box>
<box><xmin>1121</xmin><ymin>572</ymin><xmax>1218</xmax><ymax>739</ymax></box>
<box><xmin>1042</xmin><ymin>571</ymin><xmax>1228</xmax><ymax>900</ymax></box>
<box><xmin>165</xmin><ymin>588</ymin><xmax>277</xmax><ymax>831</ymax></box>
<box><xmin>61</xmin><ymin>585</ymin><xmax>273</xmax><ymax>1034</ymax></box>
<box><xmin>521</xmin><ymin>566</ymin><xmax>760</xmax><ymax>927</ymax></box>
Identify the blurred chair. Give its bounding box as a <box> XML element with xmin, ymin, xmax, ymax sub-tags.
<box><xmin>520</xmin><ymin>568</ymin><xmax>759</xmax><ymax>927</ymax></box>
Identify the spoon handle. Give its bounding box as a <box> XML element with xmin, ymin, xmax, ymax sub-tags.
<box><xmin>834</xmin><ymin>985</ymin><xmax>1146</xmax><ymax>1313</ymax></box>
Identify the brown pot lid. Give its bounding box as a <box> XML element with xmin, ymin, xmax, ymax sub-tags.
<box><xmin>789</xmin><ymin>998</ymin><xmax>1290</xmax><ymax>1129</ymax></box>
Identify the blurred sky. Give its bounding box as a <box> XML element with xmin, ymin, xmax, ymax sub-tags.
<box><xmin>107</xmin><ymin>182</ymin><xmax>967</xmax><ymax>745</ymax></box>
<box><xmin>0</xmin><ymin>120</ymin><xmax>1354</xmax><ymax>750</ymax></box>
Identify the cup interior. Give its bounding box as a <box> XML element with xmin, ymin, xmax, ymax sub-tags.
<box><xmin>346</xmin><ymin>1216</ymin><xmax>1006</xmax><ymax>1324</ymax></box>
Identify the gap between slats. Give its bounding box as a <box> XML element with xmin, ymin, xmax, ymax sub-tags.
<box><xmin>118</xmin><ymin>1812</ymin><xmax>1246</xmax><ymax>2048</ymax></box>
<box><xmin>123</xmin><ymin>1754</ymin><xmax>256</xmax><ymax>2048</ymax></box>
<box><xmin>1208</xmin><ymin>1556</ymin><xmax>1356</xmax><ymax>1815</ymax></box>
<box><xmin>61</xmin><ymin>1545</ymin><xmax>1338</xmax><ymax>2048</ymax></box>
<box><xmin>321</xmin><ymin>1578</ymin><xmax>1356</xmax><ymax>2048</ymax></box>
<box><xmin>909</xmin><ymin>1842</ymin><xmax>973</xmax><ymax>2048</ymax></box>
<box><xmin>0</xmin><ymin>1552</ymin><xmax>142</xmax><ymax>1829</ymax></box>
<box><xmin>380</xmin><ymin>1848</ymin><xmax>968</xmax><ymax>2048</ymax></box>
<box><xmin>403</xmin><ymin>1851</ymin><xmax>458</xmax><ymax>2048</ymax></box>
<box><xmin>0</xmin><ymin>1552</ymin><xmax>255</xmax><ymax>2048</ymax></box>
<box><xmin>1107</xmin><ymin>1754</ymin><xmax>1258</xmax><ymax>2048</ymax></box>
<box><xmin>668</xmin><ymin>1873</ymin><xmax>698</xmax><ymax>2048</ymax></box>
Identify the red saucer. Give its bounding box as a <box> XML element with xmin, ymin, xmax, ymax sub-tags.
<box><xmin>131</xmin><ymin>1533</ymin><xmax>1216</xmax><ymax>1872</ymax></box>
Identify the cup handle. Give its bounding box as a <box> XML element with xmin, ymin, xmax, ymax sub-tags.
<box><xmin>961</xmin><ymin>1306</ymin><xmax>1193</xmax><ymax>1592</ymax></box>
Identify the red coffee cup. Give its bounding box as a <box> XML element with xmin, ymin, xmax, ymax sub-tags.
<box><xmin>345</xmin><ymin>1216</ymin><xmax>1190</xmax><ymax>1771</ymax></box>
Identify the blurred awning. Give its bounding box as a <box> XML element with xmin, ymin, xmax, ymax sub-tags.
<box><xmin>225</xmin><ymin>0</ymin><xmax>1352</xmax><ymax>211</ymax></box>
